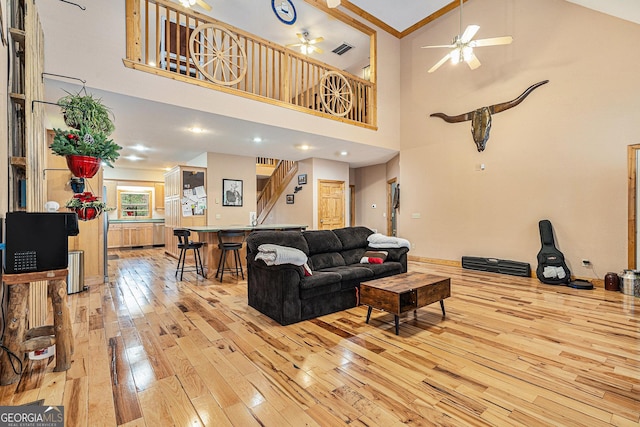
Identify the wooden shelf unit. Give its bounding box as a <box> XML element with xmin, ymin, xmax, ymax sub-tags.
<box><xmin>164</xmin><ymin>166</ymin><xmax>207</xmax><ymax>258</ymax></box>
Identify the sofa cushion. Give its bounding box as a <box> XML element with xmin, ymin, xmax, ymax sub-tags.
<box><xmin>303</xmin><ymin>230</ymin><xmax>343</xmax><ymax>255</ymax></box>
<box><xmin>309</xmin><ymin>253</ymin><xmax>346</xmax><ymax>270</ymax></box>
<box><xmin>333</xmin><ymin>226</ymin><xmax>373</xmax><ymax>250</ymax></box>
<box><xmin>299</xmin><ymin>272</ymin><xmax>342</xmax><ymax>300</ymax></box>
<box><xmin>353</xmin><ymin>261</ymin><xmax>404</xmax><ymax>277</ymax></box>
<box><xmin>318</xmin><ymin>265</ymin><xmax>374</xmax><ymax>282</ymax></box>
<box><xmin>341</xmin><ymin>248</ymin><xmax>366</xmax><ymax>265</ymax></box>
<box><xmin>246</xmin><ymin>231</ymin><xmax>309</xmax><ymax>255</ymax></box>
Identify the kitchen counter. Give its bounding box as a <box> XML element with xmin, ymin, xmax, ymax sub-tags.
<box><xmin>109</xmin><ymin>218</ymin><xmax>165</xmax><ymax>224</ymax></box>
<box><xmin>188</xmin><ymin>224</ymin><xmax>306</xmax><ymax>232</ymax></box>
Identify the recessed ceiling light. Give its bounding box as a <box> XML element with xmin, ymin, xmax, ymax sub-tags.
<box><xmin>340</xmin><ymin>151</ymin><xmax>348</xmax><ymax>156</ymax></box>
<box><xmin>125</xmin><ymin>155</ymin><xmax>143</xmax><ymax>161</ymax></box>
<box><xmin>189</xmin><ymin>127</ymin><xmax>205</xmax><ymax>134</ymax></box>
<box><xmin>131</xmin><ymin>144</ymin><xmax>148</xmax><ymax>152</ymax></box>
<box><xmin>297</xmin><ymin>144</ymin><xmax>310</xmax><ymax>151</ymax></box>
<box><xmin>253</xmin><ymin>137</ymin><xmax>262</xmax><ymax>143</ymax></box>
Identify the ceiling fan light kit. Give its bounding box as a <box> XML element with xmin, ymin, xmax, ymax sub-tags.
<box><xmin>287</xmin><ymin>31</ymin><xmax>325</xmax><ymax>55</ymax></box>
<box><xmin>326</xmin><ymin>0</ymin><xmax>341</xmax><ymax>8</ymax></box>
<box><xmin>422</xmin><ymin>0</ymin><xmax>512</xmax><ymax>72</ymax></box>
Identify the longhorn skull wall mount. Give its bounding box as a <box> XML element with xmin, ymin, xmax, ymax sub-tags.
<box><xmin>430</xmin><ymin>80</ymin><xmax>549</xmax><ymax>152</ymax></box>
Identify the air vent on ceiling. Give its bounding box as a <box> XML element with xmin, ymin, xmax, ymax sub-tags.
<box><xmin>332</xmin><ymin>43</ymin><xmax>354</xmax><ymax>55</ymax></box>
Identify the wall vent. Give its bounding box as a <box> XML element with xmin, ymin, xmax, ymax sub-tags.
<box><xmin>332</xmin><ymin>43</ymin><xmax>354</xmax><ymax>55</ymax></box>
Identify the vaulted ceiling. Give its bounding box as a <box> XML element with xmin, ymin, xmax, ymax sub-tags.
<box><xmin>40</xmin><ymin>0</ymin><xmax>640</xmax><ymax>171</ymax></box>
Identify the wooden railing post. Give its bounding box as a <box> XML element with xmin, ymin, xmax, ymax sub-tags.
<box><xmin>125</xmin><ymin>0</ymin><xmax>141</xmax><ymax>62</ymax></box>
<box><xmin>282</xmin><ymin>51</ymin><xmax>291</xmax><ymax>103</ymax></box>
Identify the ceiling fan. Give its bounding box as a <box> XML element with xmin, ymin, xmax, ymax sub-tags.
<box><xmin>287</xmin><ymin>32</ymin><xmax>324</xmax><ymax>55</ymax></box>
<box><xmin>421</xmin><ymin>0</ymin><xmax>512</xmax><ymax>73</ymax></box>
<box><xmin>178</xmin><ymin>0</ymin><xmax>212</xmax><ymax>12</ymax></box>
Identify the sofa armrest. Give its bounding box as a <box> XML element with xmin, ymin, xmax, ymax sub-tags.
<box><xmin>369</xmin><ymin>247</ymin><xmax>409</xmax><ymax>273</ymax></box>
<box><xmin>246</xmin><ymin>259</ymin><xmax>306</xmax><ymax>325</ymax></box>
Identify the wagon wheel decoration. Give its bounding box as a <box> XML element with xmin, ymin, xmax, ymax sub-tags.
<box><xmin>319</xmin><ymin>71</ymin><xmax>353</xmax><ymax>117</ymax></box>
<box><xmin>189</xmin><ymin>23</ymin><xmax>247</xmax><ymax>86</ymax></box>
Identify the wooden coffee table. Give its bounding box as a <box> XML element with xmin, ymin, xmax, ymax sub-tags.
<box><xmin>360</xmin><ymin>272</ymin><xmax>451</xmax><ymax>335</ymax></box>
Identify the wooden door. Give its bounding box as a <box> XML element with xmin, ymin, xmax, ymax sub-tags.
<box><xmin>318</xmin><ymin>180</ymin><xmax>345</xmax><ymax>230</ymax></box>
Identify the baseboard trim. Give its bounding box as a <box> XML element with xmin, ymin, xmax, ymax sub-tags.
<box><xmin>408</xmin><ymin>255</ymin><xmax>461</xmax><ymax>267</ymax></box>
<box><xmin>408</xmin><ymin>255</ymin><xmax>604</xmax><ymax>287</ymax></box>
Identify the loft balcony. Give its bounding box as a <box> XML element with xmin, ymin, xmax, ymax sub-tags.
<box><xmin>123</xmin><ymin>0</ymin><xmax>376</xmax><ymax>128</ymax></box>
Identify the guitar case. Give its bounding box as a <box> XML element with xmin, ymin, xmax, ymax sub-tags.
<box><xmin>536</xmin><ymin>219</ymin><xmax>571</xmax><ymax>285</ymax></box>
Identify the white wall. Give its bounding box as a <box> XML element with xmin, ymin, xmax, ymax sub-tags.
<box><xmin>103</xmin><ymin>167</ymin><xmax>165</xmax><ymax>182</ymax></box>
<box><xmin>399</xmin><ymin>0</ymin><xmax>640</xmax><ymax>276</ymax></box>
<box><xmin>266</xmin><ymin>159</ymin><xmax>314</xmax><ymax>227</ymax></box>
<box><xmin>354</xmin><ymin>163</ymin><xmax>387</xmax><ymax>232</ymax></box>
<box><xmin>205</xmin><ymin>152</ymin><xmax>257</xmax><ymax>226</ymax></box>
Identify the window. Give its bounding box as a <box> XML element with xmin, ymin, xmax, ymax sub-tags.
<box><xmin>118</xmin><ymin>191</ymin><xmax>151</xmax><ymax>219</ymax></box>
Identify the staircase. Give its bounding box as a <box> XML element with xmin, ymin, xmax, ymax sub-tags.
<box><xmin>256</xmin><ymin>159</ymin><xmax>297</xmax><ymax>224</ymax></box>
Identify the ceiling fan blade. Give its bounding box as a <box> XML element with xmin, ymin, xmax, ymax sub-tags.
<box><xmin>460</xmin><ymin>25</ymin><xmax>480</xmax><ymax>43</ymax></box>
<box><xmin>327</xmin><ymin>0</ymin><xmax>340</xmax><ymax>8</ymax></box>
<box><xmin>309</xmin><ymin>37</ymin><xmax>324</xmax><ymax>45</ymax></box>
<box><xmin>311</xmin><ymin>45</ymin><xmax>324</xmax><ymax>54</ymax></box>
<box><xmin>296</xmin><ymin>33</ymin><xmax>306</xmax><ymax>43</ymax></box>
<box><xmin>421</xmin><ymin>44</ymin><xmax>456</xmax><ymax>49</ymax></box>
<box><xmin>428</xmin><ymin>52</ymin><xmax>451</xmax><ymax>73</ymax></box>
<box><xmin>195</xmin><ymin>0</ymin><xmax>211</xmax><ymax>11</ymax></box>
<box><xmin>471</xmin><ymin>36</ymin><xmax>513</xmax><ymax>47</ymax></box>
<box><xmin>466</xmin><ymin>53</ymin><xmax>481</xmax><ymax>70</ymax></box>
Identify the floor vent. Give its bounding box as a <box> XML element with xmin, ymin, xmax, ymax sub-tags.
<box><xmin>332</xmin><ymin>43</ymin><xmax>354</xmax><ymax>55</ymax></box>
<box><xmin>462</xmin><ymin>256</ymin><xmax>531</xmax><ymax>277</ymax></box>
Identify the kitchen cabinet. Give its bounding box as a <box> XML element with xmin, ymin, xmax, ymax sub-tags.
<box><xmin>107</xmin><ymin>222</ymin><xmax>159</xmax><ymax>248</ymax></box>
<box><xmin>164</xmin><ymin>166</ymin><xmax>206</xmax><ymax>258</ymax></box>
<box><xmin>154</xmin><ymin>183</ymin><xmax>165</xmax><ymax>210</ymax></box>
<box><xmin>107</xmin><ymin>223</ymin><xmax>123</xmax><ymax>249</ymax></box>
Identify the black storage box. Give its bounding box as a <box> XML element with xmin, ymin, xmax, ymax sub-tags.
<box><xmin>462</xmin><ymin>256</ymin><xmax>531</xmax><ymax>277</ymax></box>
<box><xmin>4</xmin><ymin>212</ymin><xmax>79</xmax><ymax>274</ymax></box>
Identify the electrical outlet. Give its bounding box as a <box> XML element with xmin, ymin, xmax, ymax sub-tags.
<box><xmin>582</xmin><ymin>259</ymin><xmax>591</xmax><ymax>266</ymax></box>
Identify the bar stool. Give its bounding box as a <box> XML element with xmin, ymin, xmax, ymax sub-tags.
<box><xmin>173</xmin><ymin>229</ymin><xmax>205</xmax><ymax>280</ymax></box>
<box><xmin>216</xmin><ymin>230</ymin><xmax>245</xmax><ymax>282</ymax></box>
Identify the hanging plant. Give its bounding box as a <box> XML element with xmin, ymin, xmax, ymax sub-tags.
<box><xmin>57</xmin><ymin>91</ymin><xmax>115</xmax><ymax>135</ymax></box>
<box><xmin>65</xmin><ymin>191</ymin><xmax>113</xmax><ymax>221</ymax></box>
<box><xmin>50</xmin><ymin>126</ymin><xmax>122</xmax><ymax>168</ymax></box>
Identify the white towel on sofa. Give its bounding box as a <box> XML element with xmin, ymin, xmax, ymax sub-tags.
<box><xmin>367</xmin><ymin>233</ymin><xmax>411</xmax><ymax>249</ymax></box>
<box><xmin>255</xmin><ymin>244</ymin><xmax>308</xmax><ymax>266</ymax></box>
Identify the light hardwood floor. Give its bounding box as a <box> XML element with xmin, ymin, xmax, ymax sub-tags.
<box><xmin>1</xmin><ymin>247</ymin><xmax>638</xmax><ymax>426</ymax></box>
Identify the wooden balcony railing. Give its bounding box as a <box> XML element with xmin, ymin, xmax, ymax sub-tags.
<box><xmin>124</xmin><ymin>0</ymin><xmax>375</xmax><ymax>128</ymax></box>
<box><xmin>257</xmin><ymin>159</ymin><xmax>297</xmax><ymax>224</ymax></box>
<box><xmin>256</xmin><ymin>157</ymin><xmax>277</xmax><ymax>167</ymax></box>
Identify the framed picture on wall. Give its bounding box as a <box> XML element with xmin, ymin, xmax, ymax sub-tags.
<box><xmin>286</xmin><ymin>194</ymin><xmax>294</xmax><ymax>204</ymax></box>
<box><xmin>223</xmin><ymin>179</ymin><xmax>243</xmax><ymax>206</ymax></box>
<box><xmin>298</xmin><ymin>174</ymin><xmax>307</xmax><ymax>185</ymax></box>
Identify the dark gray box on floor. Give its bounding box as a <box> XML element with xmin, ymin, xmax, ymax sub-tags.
<box><xmin>462</xmin><ymin>256</ymin><xmax>531</xmax><ymax>277</ymax></box>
